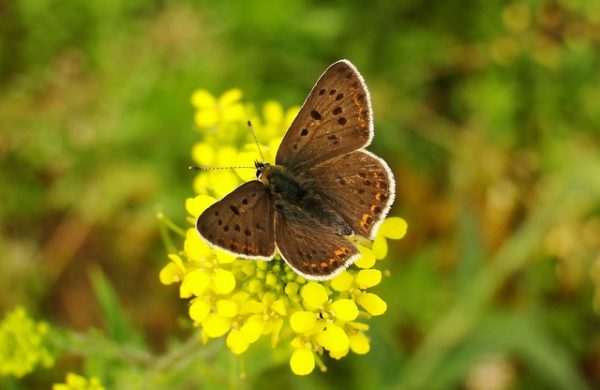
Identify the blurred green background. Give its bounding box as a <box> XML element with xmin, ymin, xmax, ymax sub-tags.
<box><xmin>2</xmin><ymin>0</ymin><xmax>600</xmax><ymax>388</ymax></box>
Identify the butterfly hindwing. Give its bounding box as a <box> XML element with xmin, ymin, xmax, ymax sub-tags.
<box><xmin>276</xmin><ymin>60</ymin><xmax>373</xmax><ymax>171</ymax></box>
<box><xmin>305</xmin><ymin>150</ymin><xmax>395</xmax><ymax>239</ymax></box>
<box><xmin>196</xmin><ymin>181</ymin><xmax>275</xmax><ymax>258</ymax></box>
<box><xmin>275</xmin><ymin>211</ymin><xmax>359</xmax><ymax>280</ymax></box>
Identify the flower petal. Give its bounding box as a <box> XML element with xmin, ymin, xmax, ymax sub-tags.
<box><xmin>330</xmin><ymin>272</ymin><xmax>354</xmax><ymax>292</ymax></box>
<box><xmin>317</xmin><ymin>323</ymin><xmax>349</xmax><ymax>354</ymax></box>
<box><xmin>191</xmin><ymin>89</ymin><xmax>216</xmax><ymax>108</ymax></box>
<box><xmin>290</xmin><ymin>311</ymin><xmax>317</xmax><ymax>333</ymax></box>
<box><xmin>185</xmin><ymin>196</ymin><xmax>216</xmax><ymax>218</ymax></box>
<box><xmin>354</xmin><ymin>245</ymin><xmax>376</xmax><ymax>268</ymax></box>
<box><xmin>216</xmin><ymin>146</ymin><xmax>238</xmax><ymax>167</ymax></box>
<box><xmin>355</xmin><ymin>269</ymin><xmax>382</xmax><ymax>289</ymax></box>
<box><xmin>212</xmin><ymin>171</ymin><xmax>240</xmax><ymax>199</ymax></box>
<box><xmin>221</xmin><ymin>103</ymin><xmax>245</xmax><ymax>122</ymax></box>
<box><xmin>212</xmin><ymin>269</ymin><xmax>236</xmax><ymax>294</ymax></box>
<box><xmin>216</xmin><ymin>299</ymin><xmax>238</xmax><ymax>318</ymax></box>
<box><xmin>184</xmin><ymin>229</ymin><xmax>211</xmax><ymax>260</ymax></box>
<box><xmin>194</xmin><ymin>109</ymin><xmax>219</xmax><ymax>128</ymax></box>
<box><xmin>203</xmin><ymin>314</ymin><xmax>231</xmax><ymax>338</ymax></box>
<box><xmin>219</xmin><ymin>88</ymin><xmax>242</xmax><ymax>106</ymax></box>
<box><xmin>263</xmin><ymin>100</ymin><xmax>283</xmax><ymax>124</ymax></box>
<box><xmin>290</xmin><ymin>346</ymin><xmax>315</xmax><ymax>376</ymax></box>
<box><xmin>372</xmin><ymin>235</ymin><xmax>388</xmax><ymax>259</ymax></box>
<box><xmin>215</xmin><ymin>250</ymin><xmax>236</xmax><ymax>264</ymax></box>
<box><xmin>301</xmin><ymin>282</ymin><xmax>328</xmax><ymax>310</ymax></box>
<box><xmin>189</xmin><ymin>300</ymin><xmax>210</xmax><ymax>322</ymax></box>
<box><xmin>330</xmin><ymin>299</ymin><xmax>359</xmax><ymax>322</ymax></box>
<box><xmin>191</xmin><ymin>142</ymin><xmax>216</xmax><ymax>166</ymax></box>
<box><xmin>240</xmin><ymin>318</ymin><xmax>263</xmax><ymax>343</ymax></box>
<box><xmin>285</xmin><ymin>106</ymin><xmax>301</xmax><ymax>127</ymax></box>
<box><xmin>379</xmin><ymin>217</ymin><xmax>408</xmax><ymax>239</ymax></box>
<box><xmin>159</xmin><ymin>262</ymin><xmax>182</xmax><ymax>285</ymax></box>
<box><xmin>349</xmin><ymin>332</ymin><xmax>370</xmax><ymax>354</ymax></box>
<box><xmin>284</xmin><ymin>282</ymin><xmax>300</xmax><ymax>297</ymax></box>
<box><xmin>271</xmin><ymin>298</ymin><xmax>287</xmax><ymax>316</ymax></box>
<box><xmin>357</xmin><ymin>293</ymin><xmax>387</xmax><ymax>316</ymax></box>
<box><xmin>226</xmin><ymin>329</ymin><xmax>249</xmax><ymax>355</ymax></box>
<box><xmin>180</xmin><ymin>269</ymin><xmax>211</xmax><ymax>298</ymax></box>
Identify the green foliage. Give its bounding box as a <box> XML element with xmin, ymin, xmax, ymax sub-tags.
<box><xmin>1</xmin><ymin>0</ymin><xmax>600</xmax><ymax>388</ymax></box>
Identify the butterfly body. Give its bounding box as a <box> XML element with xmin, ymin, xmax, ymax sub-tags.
<box><xmin>261</xmin><ymin>164</ymin><xmax>353</xmax><ymax>237</ymax></box>
<box><xmin>196</xmin><ymin>60</ymin><xmax>395</xmax><ymax>280</ymax></box>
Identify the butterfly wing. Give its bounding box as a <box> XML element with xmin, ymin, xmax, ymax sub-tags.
<box><xmin>276</xmin><ymin>60</ymin><xmax>373</xmax><ymax>171</ymax></box>
<box><xmin>305</xmin><ymin>150</ymin><xmax>395</xmax><ymax>240</ymax></box>
<box><xmin>196</xmin><ymin>181</ymin><xmax>276</xmax><ymax>259</ymax></box>
<box><xmin>275</xmin><ymin>211</ymin><xmax>359</xmax><ymax>280</ymax></box>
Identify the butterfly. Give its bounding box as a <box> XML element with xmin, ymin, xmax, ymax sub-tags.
<box><xmin>196</xmin><ymin>60</ymin><xmax>395</xmax><ymax>280</ymax></box>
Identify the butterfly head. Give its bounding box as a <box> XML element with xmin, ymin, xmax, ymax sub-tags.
<box><xmin>255</xmin><ymin>160</ymin><xmax>271</xmax><ymax>185</ymax></box>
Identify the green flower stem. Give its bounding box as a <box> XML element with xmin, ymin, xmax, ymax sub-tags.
<box><xmin>55</xmin><ymin>330</ymin><xmax>153</xmax><ymax>366</ymax></box>
<box><xmin>157</xmin><ymin>212</ymin><xmax>187</xmax><ymax>238</ymax></box>
<box><xmin>53</xmin><ymin>329</ymin><xmax>225</xmax><ymax>384</ymax></box>
<box><xmin>157</xmin><ymin>212</ymin><xmax>186</xmax><ymax>253</ymax></box>
<box><xmin>314</xmin><ymin>353</ymin><xmax>327</xmax><ymax>372</ymax></box>
<box><xmin>398</xmin><ymin>153</ymin><xmax>600</xmax><ymax>390</ymax></box>
<box><xmin>150</xmin><ymin>334</ymin><xmax>220</xmax><ymax>374</ymax></box>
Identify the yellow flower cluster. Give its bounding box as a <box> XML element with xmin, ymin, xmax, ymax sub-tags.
<box><xmin>52</xmin><ymin>373</ymin><xmax>105</xmax><ymax>390</ymax></box>
<box><xmin>160</xmin><ymin>89</ymin><xmax>408</xmax><ymax>375</ymax></box>
<box><xmin>0</xmin><ymin>306</ymin><xmax>54</xmax><ymax>377</ymax></box>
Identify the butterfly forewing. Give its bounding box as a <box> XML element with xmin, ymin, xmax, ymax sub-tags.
<box><xmin>275</xmin><ymin>212</ymin><xmax>359</xmax><ymax>280</ymax></box>
<box><xmin>196</xmin><ymin>181</ymin><xmax>275</xmax><ymax>258</ymax></box>
<box><xmin>306</xmin><ymin>150</ymin><xmax>395</xmax><ymax>239</ymax></box>
<box><xmin>276</xmin><ymin>60</ymin><xmax>373</xmax><ymax>171</ymax></box>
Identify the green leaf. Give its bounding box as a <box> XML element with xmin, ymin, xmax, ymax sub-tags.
<box><xmin>89</xmin><ymin>267</ymin><xmax>143</xmax><ymax>346</ymax></box>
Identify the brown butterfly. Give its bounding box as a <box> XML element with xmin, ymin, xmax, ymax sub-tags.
<box><xmin>196</xmin><ymin>60</ymin><xmax>395</xmax><ymax>280</ymax></box>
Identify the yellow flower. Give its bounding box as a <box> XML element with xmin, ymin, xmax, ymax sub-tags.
<box><xmin>52</xmin><ymin>372</ymin><xmax>105</xmax><ymax>390</ymax></box>
<box><xmin>161</xmin><ymin>89</ymin><xmax>408</xmax><ymax>375</ymax></box>
<box><xmin>258</xmin><ymin>100</ymin><xmax>301</xmax><ymax>141</ymax></box>
<box><xmin>0</xmin><ymin>307</ymin><xmax>54</xmax><ymax>378</ymax></box>
<box><xmin>191</xmin><ymin>89</ymin><xmax>245</xmax><ymax>128</ymax></box>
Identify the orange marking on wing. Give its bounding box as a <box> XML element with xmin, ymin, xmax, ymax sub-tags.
<box><xmin>360</xmin><ymin>213</ymin><xmax>370</xmax><ymax>228</ymax></box>
<box><xmin>375</xmin><ymin>192</ymin><xmax>383</xmax><ymax>201</ymax></box>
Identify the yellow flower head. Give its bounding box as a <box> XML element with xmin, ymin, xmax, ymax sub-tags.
<box><xmin>161</xmin><ymin>90</ymin><xmax>408</xmax><ymax>375</ymax></box>
<box><xmin>0</xmin><ymin>306</ymin><xmax>54</xmax><ymax>378</ymax></box>
<box><xmin>52</xmin><ymin>372</ymin><xmax>105</xmax><ymax>390</ymax></box>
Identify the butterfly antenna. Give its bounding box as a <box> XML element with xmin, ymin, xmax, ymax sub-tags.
<box><xmin>189</xmin><ymin>165</ymin><xmax>255</xmax><ymax>171</ymax></box>
<box><xmin>247</xmin><ymin>120</ymin><xmax>266</xmax><ymax>163</ymax></box>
